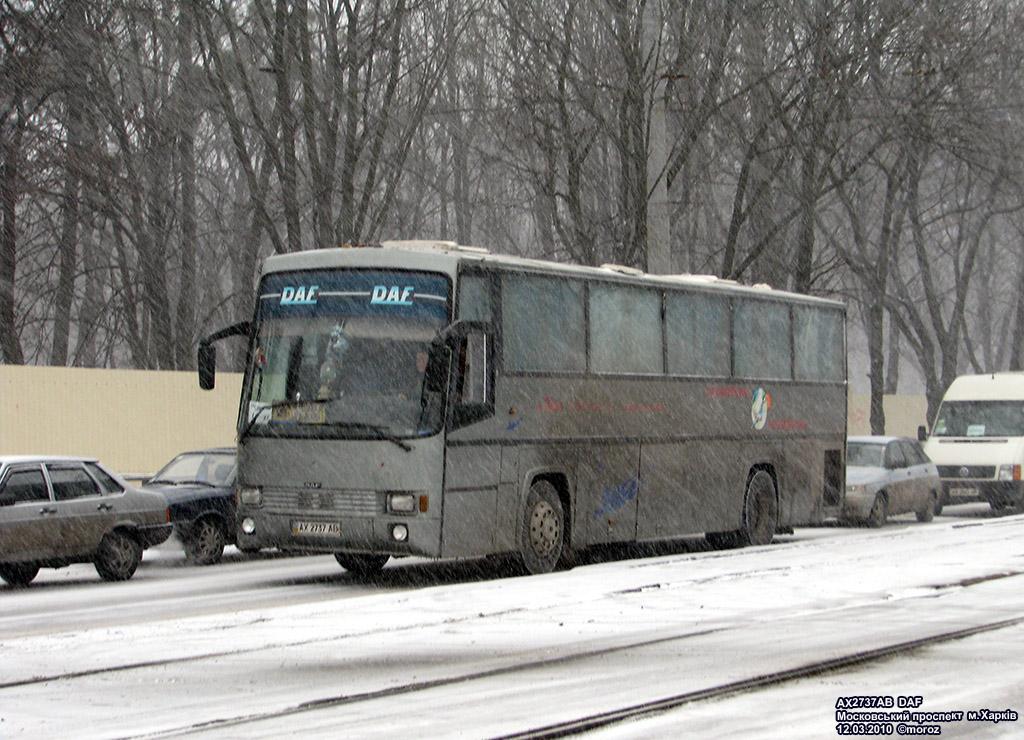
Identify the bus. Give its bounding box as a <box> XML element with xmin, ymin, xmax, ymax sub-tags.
<box><xmin>198</xmin><ymin>241</ymin><xmax>846</xmax><ymax>575</ymax></box>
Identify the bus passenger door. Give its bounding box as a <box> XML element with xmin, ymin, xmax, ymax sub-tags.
<box><xmin>577</xmin><ymin>444</ymin><xmax>640</xmax><ymax>545</ymax></box>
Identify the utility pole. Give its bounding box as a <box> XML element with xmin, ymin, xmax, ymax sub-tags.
<box><xmin>643</xmin><ymin>0</ymin><xmax>672</xmax><ymax>275</ymax></box>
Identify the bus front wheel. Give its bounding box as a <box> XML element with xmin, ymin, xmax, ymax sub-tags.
<box><xmin>516</xmin><ymin>480</ymin><xmax>566</xmax><ymax>575</ymax></box>
<box><xmin>335</xmin><ymin>553</ymin><xmax>389</xmax><ymax>577</ymax></box>
<box><xmin>739</xmin><ymin>470</ymin><xmax>778</xmax><ymax>546</ymax></box>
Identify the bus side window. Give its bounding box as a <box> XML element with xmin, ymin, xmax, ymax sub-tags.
<box><xmin>462</xmin><ymin>332</ymin><xmax>489</xmax><ymax>405</ymax></box>
<box><xmin>458</xmin><ymin>275</ymin><xmax>492</xmax><ymax>322</ymax></box>
<box><xmin>665</xmin><ymin>292</ymin><xmax>730</xmax><ymax>377</ymax></box>
<box><xmin>794</xmin><ymin>306</ymin><xmax>845</xmax><ymax>382</ymax></box>
<box><xmin>734</xmin><ymin>299</ymin><xmax>791</xmax><ymax>380</ymax></box>
<box><xmin>502</xmin><ymin>274</ymin><xmax>585</xmax><ymax>373</ymax></box>
<box><xmin>451</xmin><ymin>331</ymin><xmax>493</xmax><ymax>429</ymax></box>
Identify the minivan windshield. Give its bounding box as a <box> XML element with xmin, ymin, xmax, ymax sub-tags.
<box><xmin>242</xmin><ymin>269</ymin><xmax>450</xmax><ymax>440</ymax></box>
<box><xmin>932</xmin><ymin>400</ymin><xmax>1024</xmax><ymax>438</ymax></box>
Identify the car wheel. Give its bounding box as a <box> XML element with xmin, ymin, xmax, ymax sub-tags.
<box><xmin>916</xmin><ymin>492</ymin><xmax>937</xmax><ymax>523</ymax></box>
<box><xmin>334</xmin><ymin>553</ymin><xmax>389</xmax><ymax>577</ymax></box>
<box><xmin>867</xmin><ymin>493</ymin><xmax>888</xmax><ymax>528</ymax></box>
<box><xmin>739</xmin><ymin>471</ymin><xmax>779</xmax><ymax>546</ymax></box>
<box><xmin>94</xmin><ymin>531</ymin><xmax>143</xmax><ymax>581</ymax></box>
<box><xmin>0</xmin><ymin>563</ymin><xmax>39</xmax><ymax>587</ymax></box>
<box><xmin>516</xmin><ymin>480</ymin><xmax>567</xmax><ymax>575</ymax></box>
<box><xmin>185</xmin><ymin>518</ymin><xmax>226</xmax><ymax>565</ymax></box>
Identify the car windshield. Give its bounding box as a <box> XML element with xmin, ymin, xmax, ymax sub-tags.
<box><xmin>932</xmin><ymin>401</ymin><xmax>1024</xmax><ymax>438</ymax></box>
<box><xmin>151</xmin><ymin>453</ymin><xmax>235</xmax><ymax>486</ymax></box>
<box><xmin>242</xmin><ymin>269</ymin><xmax>450</xmax><ymax>439</ymax></box>
<box><xmin>847</xmin><ymin>443</ymin><xmax>885</xmax><ymax>468</ymax></box>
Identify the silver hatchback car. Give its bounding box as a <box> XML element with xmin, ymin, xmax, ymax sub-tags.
<box><xmin>0</xmin><ymin>456</ymin><xmax>172</xmax><ymax>586</ymax></box>
<box><xmin>843</xmin><ymin>436</ymin><xmax>942</xmax><ymax>527</ymax></box>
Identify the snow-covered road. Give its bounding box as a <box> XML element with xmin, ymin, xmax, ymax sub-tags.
<box><xmin>2</xmin><ymin>505</ymin><xmax>1023</xmax><ymax>738</ymax></box>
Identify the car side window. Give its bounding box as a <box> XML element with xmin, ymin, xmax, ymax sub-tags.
<box><xmin>884</xmin><ymin>443</ymin><xmax>906</xmax><ymax>469</ymax></box>
<box><xmin>85</xmin><ymin>463</ymin><xmax>124</xmax><ymax>494</ymax></box>
<box><xmin>47</xmin><ymin>465</ymin><xmax>102</xmax><ymax>501</ymax></box>
<box><xmin>906</xmin><ymin>441</ymin><xmax>928</xmax><ymax>466</ymax></box>
<box><xmin>0</xmin><ymin>468</ymin><xmax>50</xmax><ymax>506</ymax></box>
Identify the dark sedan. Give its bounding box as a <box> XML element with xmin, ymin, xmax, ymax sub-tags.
<box><xmin>143</xmin><ymin>448</ymin><xmax>242</xmax><ymax>565</ymax></box>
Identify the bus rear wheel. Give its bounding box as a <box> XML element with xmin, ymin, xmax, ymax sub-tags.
<box><xmin>0</xmin><ymin>563</ymin><xmax>39</xmax><ymax>587</ymax></box>
<box><xmin>516</xmin><ymin>480</ymin><xmax>565</xmax><ymax>575</ymax></box>
<box><xmin>739</xmin><ymin>470</ymin><xmax>778</xmax><ymax>546</ymax></box>
<box><xmin>335</xmin><ymin>552</ymin><xmax>389</xmax><ymax>577</ymax></box>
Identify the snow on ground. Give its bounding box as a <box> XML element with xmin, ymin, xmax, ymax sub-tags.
<box><xmin>1</xmin><ymin>506</ymin><xmax>1023</xmax><ymax>738</ymax></box>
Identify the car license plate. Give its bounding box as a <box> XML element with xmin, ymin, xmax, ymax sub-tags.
<box><xmin>292</xmin><ymin>520</ymin><xmax>342</xmax><ymax>537</ymax></box>
<box><xmin>950</xmin><ymin>487</ymin><xmax>976</xmax><ymax>498</ymax></box>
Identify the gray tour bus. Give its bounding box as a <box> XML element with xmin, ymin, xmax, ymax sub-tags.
<box><xmin>198</xmin><ymin>241</ymin><xmax>846</xmax><ymax>575</ymax></box>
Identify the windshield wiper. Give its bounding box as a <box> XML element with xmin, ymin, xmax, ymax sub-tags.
<box><xmin>324</xmin><ymin>422</ymin><xmax>413</xmax><ymax>452</ymax></box>
<box><xmin>174</xmin><ymin>479</ymin><xmax>217</xmax><ymax>488</ymax></box>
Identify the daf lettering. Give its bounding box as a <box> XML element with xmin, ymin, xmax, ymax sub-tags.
<box><xmin>371</xmin><ymin>285</ymin><xmax>415</xmax><ymax>306</ymax></box>
<box><xmin>281</xmin><ymin>285</ymin><xmax>319</xmax><ymax>305</ymax></box>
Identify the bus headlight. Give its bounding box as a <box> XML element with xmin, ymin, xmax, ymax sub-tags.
<box><xmin>391</xmin><ymin>523</ymin><xmax>409</xmax><ymax>542</ymax></box>
<box><xmin>387</xmin><ymin>493</ymin><xmax>416</xmax><ymax>513</ymax></box>
<box><xmin>239</xmin><ymin>487</ymin><xmax>263</xmax><ymax>506</ymax></box>
<box><xmin>998</xmin><ymin>465</ymin><xmax>1021</xmax><ymax>481</ymax></box>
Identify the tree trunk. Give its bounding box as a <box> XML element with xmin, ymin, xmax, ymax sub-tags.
<box><xmin>0</xmin><ymin>113</ymin><xmax>25</xmax><ymax>364</ymax></box>
<box><xmin>51</xmin><ymin>2</ymin><xmax>89</xmax><ymax>366</ymax></box>
<box><xmin>174</xmin><ymin>2</ymin><xmax>198</xmax><ymax>369</ymax></box>
<box><xmin>1010</xmin><ymin>239</ymin><xmax>1024</xmax><ymax>371</ymax></box>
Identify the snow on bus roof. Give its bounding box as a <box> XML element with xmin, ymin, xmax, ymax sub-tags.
<box><xmin>261</xmin><ymin>241</ymin><xmax>844</xmax><ymax>309</ymax></box>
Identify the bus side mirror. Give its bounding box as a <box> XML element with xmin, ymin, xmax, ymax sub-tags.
<box><xmin>917</xmin><ymin>425</ymin><xmax>927</xmax><ymax>442</ymax></box>
<box><xmin>423</xmin><ymin>343</ymin><xmax>451</xmax><ymax>394</ymax></box>
<box><xmin>198</xmin><ymin>344</ymin><xmax>216</xmax><ymax>390</ymax></box>
<box><xmin>196</xmin><ymin>321</ymin><xmax>251</xmax><ymax>390</ymax></box>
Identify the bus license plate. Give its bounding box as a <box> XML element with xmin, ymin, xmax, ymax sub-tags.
<box><xmin>292</xmin><ymin>521</ymin><xmax>342</xmax><ymax>537</ymax></box>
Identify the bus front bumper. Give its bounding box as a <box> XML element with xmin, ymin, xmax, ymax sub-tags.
<box><xmin>235</xmin><ymin>509</ymin><xmax>443</xmax><ymax>558</ymax></box>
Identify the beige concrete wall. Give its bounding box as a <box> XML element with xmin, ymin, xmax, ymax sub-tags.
<box><xmin>1</xmin><ymin>366</ymin><xmax>932</xmax><ymax>475</ymax></box>
<box><xmin>847</xmin><ymin>390</ymin><xmax>929</xmax><ymax>437</ymax></box>
<box><xmin>0</xmin><ymin>366</ymin><xmax>243</xmax><ymax>477</ymax></box>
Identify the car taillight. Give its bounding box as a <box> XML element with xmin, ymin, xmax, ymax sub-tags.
<box><xmin>165</xmin><ymin>507</ymin><xmax>172</xmax><ymax>523</ymax></box>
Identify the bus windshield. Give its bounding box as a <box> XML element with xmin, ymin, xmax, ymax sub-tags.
<box><xmin>242</xmin><ymin>269</ymin><xmax>450</xmax><ymax>439</ymax></box>
<box><xmin>932</xmin><ymin>400</ymin><xmax>1024</xmax><ymax>438</ymax></box>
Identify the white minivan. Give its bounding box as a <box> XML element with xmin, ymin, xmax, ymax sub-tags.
<box><xmin>920</xmin><ymin>373</ymin><xmax>1024</xmax><ymax>512</ymax></box>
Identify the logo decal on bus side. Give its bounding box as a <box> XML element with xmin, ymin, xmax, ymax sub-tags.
<box><xmin>594</xmin><ymin>478</ymin><xmax>639</xmax><ymax>518</ymax></box>
<box><xmin>371</xmin><ymin>285</ymin><xmax>415</xmax><ymax>305</ymax></box>
<box><xmin>280</xmin><ymin>286</ymin><xmax>319</xmax><ymax>305</ymax></box>
<box><xmin>751</xmin><ymin>387</ymin><xmax>772</xmax><ymax>430</ymax></box>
